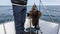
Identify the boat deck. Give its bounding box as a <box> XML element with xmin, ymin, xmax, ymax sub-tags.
<box><xmin>0</xmin><ymin>18</ymin><xmax>59</xmax><ymax>34</ymax></box>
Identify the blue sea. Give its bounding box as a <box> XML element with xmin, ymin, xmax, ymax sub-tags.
<box><xmin>0</xmin><ymin>5</ymin><xmax>60</xmax><ymax>23</ymax></box>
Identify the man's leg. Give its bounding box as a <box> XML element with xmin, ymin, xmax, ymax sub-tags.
<box><xmin>12</xmin><ymin>5</ymin><xmax>27</xmax><ymax>34</ymax></box>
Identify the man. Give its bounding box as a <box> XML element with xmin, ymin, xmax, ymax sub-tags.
<box><xmin>11</xmin><ymin>0</ymin><xmax>27</xmax><ymax>34</ymax></box>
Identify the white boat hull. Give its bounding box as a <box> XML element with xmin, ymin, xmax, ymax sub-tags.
<box><xmin>0</xmin><ymin>18</ymin><xmax>59</xmax><ymax>34</ymax></box>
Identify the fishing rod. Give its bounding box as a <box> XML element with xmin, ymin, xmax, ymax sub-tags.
<box><xmin>38</xmin><ymin>0</ymin><xmax>55</xmax><ymax>34</ymax></box>
<box><xmin>39</xmin><ymin>0</ymin><xmax>54</xmax><ymax>23</ymax></box>
<box><xmin>35</xmin><ymin>0</ymin><xmax>43</xmax><ymax>34</ymax></box>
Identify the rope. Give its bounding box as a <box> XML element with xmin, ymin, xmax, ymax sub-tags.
<box><xmin>38</xmin><ymin>0</ymin><xmax>55</xmax><ymax>34</ymax></box>
<box><xmin>3</xmin><ymin>23</ymin><xmax>6</xmax><ymax>34</ymax></box>
<box><xmin>0</xmin><ymin>9</ymin><xmax>13</xmax><ymax>34</ymax></box>
<box><xmin>39</xmin><ymin>0</ymin><xmax>54</xmax><ymax>22</ymax></box>
<box><xmin>8</xmin><ymin>15</ymin><xmax>14</xmax><ymax>22</ymax></box>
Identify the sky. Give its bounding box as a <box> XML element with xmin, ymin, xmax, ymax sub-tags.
<box><xmin>0</xmin><ymin>0</ymin><xmax>60</xmax><ymax>6</ymax></box>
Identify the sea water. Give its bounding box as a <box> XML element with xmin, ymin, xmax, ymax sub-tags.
<box><xmin>0</xmin><ymin>5</ymin><xmax>60</xmax><ymax>23</ymax></box>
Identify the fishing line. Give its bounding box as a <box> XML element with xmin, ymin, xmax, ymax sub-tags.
<box><xmin>39</xmin><ymin>0</ymin><xmax>54</xmax><ymax>22</ymax></box>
